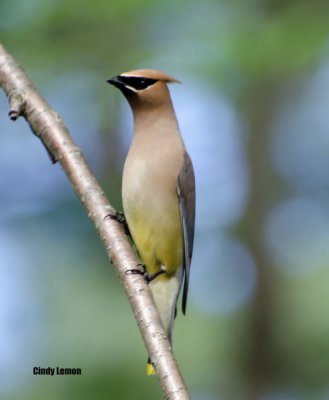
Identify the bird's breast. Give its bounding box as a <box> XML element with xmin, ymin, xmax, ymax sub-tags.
<box><xmin>122</xmin><ymin>133</ymin><xmax>184</xmax><ymax>274</ymax></box>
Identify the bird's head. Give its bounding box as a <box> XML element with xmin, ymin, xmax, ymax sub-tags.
<box><xmin>107</xmin><ymin>69</ymin><xmax>180</xmax><ymax>110</ymax></box>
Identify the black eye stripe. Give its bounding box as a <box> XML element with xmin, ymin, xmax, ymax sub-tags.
<box><xmin>120</xmin><ymin>76</ymin><xmax>157</xmax><ymax>90</ymax></box>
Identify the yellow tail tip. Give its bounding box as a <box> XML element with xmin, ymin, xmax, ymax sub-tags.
<box><xmin>146</xmin><ymin>362</ymin><xmax>156</xmax><ymax>376</ymax></box>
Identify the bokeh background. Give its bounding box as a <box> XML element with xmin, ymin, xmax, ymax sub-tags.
<box><xmin>1</xmin><ymin>1</ymin><xmax>329</xmax><ymax>399</ymax></box>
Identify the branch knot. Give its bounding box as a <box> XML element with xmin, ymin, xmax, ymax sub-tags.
<box><xmin>8</xmin><ymin>90</ymin><xmax>25</xmax><ymax>120</ymax></box>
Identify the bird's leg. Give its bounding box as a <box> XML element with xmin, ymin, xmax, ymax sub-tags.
<box><xmin>145</xmin><ymin>266</ymin><xmax>166</xmax><ymax>283</ymax></box>
<box><xmin>104</xmin><ymin>211</ymin><xmax>131</xmax><ymax>237</ymax></box>
<box><xmin>126</xmin><ymin>264</ymin><xmax>166</xmax><ymax>283</ymax></box>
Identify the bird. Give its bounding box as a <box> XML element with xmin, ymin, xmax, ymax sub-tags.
<box><xmin>107</xmin><ymin>69</ymin><xmax>195</xmax><ymax>375</ymax></box>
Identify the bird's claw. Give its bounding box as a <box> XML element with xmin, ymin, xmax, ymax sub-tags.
<box><xmin>126</xmin><ymin>264</ymin><xmax>166</xmax><ymax>283</ymax></box>
<box><xmin>104</xmin><ymin>211</ymin><xmax>131</xmax><ymax>236</ymax></box>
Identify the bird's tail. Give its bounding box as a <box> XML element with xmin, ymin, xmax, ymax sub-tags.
<box><xmin>146</xmin><ymin>357</ymin><xmax>156</xmax><ymax>375</ymax></box>
<box><xmin>145</xmin><ymin>269</ymin><xmax>183</xmax><ymax>376</ymax></box>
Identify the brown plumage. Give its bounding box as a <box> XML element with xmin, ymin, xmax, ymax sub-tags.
<box><xmin>108</xmin><ymin>69</ymin><xmax>195</xmax><ymax>374</ymax></box>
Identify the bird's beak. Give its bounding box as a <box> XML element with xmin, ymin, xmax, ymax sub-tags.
<box><xmin>107</xmin><ymin>76</ymin><xmax>126</xmax><ymax>88</ymax></box>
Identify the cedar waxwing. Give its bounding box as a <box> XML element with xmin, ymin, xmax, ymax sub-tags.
<box><xmin>107</xmin><ymin>69</ymin><xmax>195</xmax><ymax>375</ymax></box>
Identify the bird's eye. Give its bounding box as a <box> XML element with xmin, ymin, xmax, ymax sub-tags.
<box><xmin>136</xmin><ymin>78</ymin><xmax>156</xmax><ymax>90</ymax></box>
<box><xmin>121</xmin><ymin>77</ymin><xmax>157</xmax><ymax>91</ymax></box>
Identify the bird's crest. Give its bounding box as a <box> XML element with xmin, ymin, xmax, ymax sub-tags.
<box><xmin>120</xmin><ymin>69</ymin><xmax>180</xmax><ymax>84</ymax></box>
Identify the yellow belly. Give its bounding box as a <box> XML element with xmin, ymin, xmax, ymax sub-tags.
<box><xmin>125</xmin><ymin>200</ymin><xmax>183</xmax><ymax>276</ymax></box>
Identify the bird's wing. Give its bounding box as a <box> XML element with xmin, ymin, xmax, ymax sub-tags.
<box><xmin>177</xmin><ymin>151</ymin><xmax>196</xmax><ymax>314</ymax></box>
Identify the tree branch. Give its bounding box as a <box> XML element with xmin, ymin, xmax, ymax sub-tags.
<box><xmin>0</xmin><ymin>43</ymin><xmax>190</xmax><ymax>400</ymax></box>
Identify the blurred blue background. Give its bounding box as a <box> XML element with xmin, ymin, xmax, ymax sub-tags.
<box><xmin>1</xmin><ymin>1</ymin><xmax>329</xmax><ymax>399</ymax></box>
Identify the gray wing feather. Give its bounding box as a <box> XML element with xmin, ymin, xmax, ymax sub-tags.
<box><xmin>177</xmin><ymin>151</ymin><xmax>195</xmax><ymax>314</ymax></box>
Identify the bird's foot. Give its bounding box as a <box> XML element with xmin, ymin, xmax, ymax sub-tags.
<box><xmin>126</xmin><ymin>264</ymin><xmax>166</xmax><ymax>283</ymax></box>
<box><xmin>104</xmin><ymin>211</ymin><xmax>131</xmax><ymax>237</ymax></box>
<box><xmin>126</xmin><ymin>263</ymin><xmax>146</xmax><ymax>276</ymax></box>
